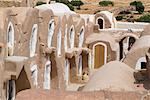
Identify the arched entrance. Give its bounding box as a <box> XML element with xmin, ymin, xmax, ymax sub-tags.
<box><xmin>7</xmin><ymin>22</ymin><xmax>14</xmax><ymax>56</ymax></box>
<box><xmin>47</xmin><ymin>19</ymin><xmax>54</xmax><ymax>48</ymax></box>
<box><xmin>30</xmin><ymin>64</ymin><xmax>38</xmax><ymax>87</ymax></box>
<box><xmin>57</xmin><ymin>28</ymin><xmax>62</xmax><ymax>56</ymax></box>
<box><xmin>93</xmin><ymin>42</ymin><xmax>107</xmax><ymax>69</ymax></box>
<box><xmin>64</xmin><ymin>24</ymin><xmax>68</xmax><ymax>51</ymax></box>
<box><xmin>128</xmin><ymin>37</ymin><xmax>136</xmax><ymax>50</ymax></box>
<box><xmin>69</xmin><ymin>25</ymin><xmax>75</xmax><ymax>49</ymax></box>
<box><xmin>119</xmin><ymin>37</ymin><xmax>136</xmax><ymax>60</ymax></box>
<box><xmin>78</xmin><ymin>27</ymin><xmax>84</xmax><ymax>48</ymax></box>
<box><xmin>6</xmin><ymin>80</ymin><xmax>15</xmax><ymax>100</ymax></box>
<box><xmin>64</xmin><ymin>59</ymin><xmax>69</xmax><ymax>86</ymax></box>
<box><xmin>97</xmin><ymin>18</ymin><xmax>104</xmax><ymax>29</ymax></box>
<box><xmin>43</xmin><ymin>60</ymin><xmax>51</xmax><ymax>89</ymax></box>
<box><xmin>29</xmin><ymin>24</ymin><xmax>38</xmax><ymax>57</ymax></box>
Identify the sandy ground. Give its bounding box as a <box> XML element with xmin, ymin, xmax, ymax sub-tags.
<box><xmin>76</xmin><ymin>0</ymin><xmax>150</xmax><ymax>14</ymax></box>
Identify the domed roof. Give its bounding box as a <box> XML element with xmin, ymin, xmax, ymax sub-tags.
<box><xmin>36</xmin><ymin>3</ymin><xmax>76</xmax><ymax>16</ymax></box>
<box><xmin>82</xmin><ymin>61</ymin><xmax>136</xmax><ymax>92</ymax></box>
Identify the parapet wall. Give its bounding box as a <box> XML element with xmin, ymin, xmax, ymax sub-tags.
<box><xmin>116</xmin><ymin>22</ymin><xmax>149</xmax><ymax>30</ymax></box>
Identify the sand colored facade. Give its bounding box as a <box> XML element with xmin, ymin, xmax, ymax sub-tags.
<box><xmin>0</xmin><ymin>2</ymin><xmax>150</xmax><ymax>100</ymax></box>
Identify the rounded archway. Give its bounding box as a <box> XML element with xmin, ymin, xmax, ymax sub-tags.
<box><xmin>6</xmin><ymin>80</ymin><xmax>16</xmax><ymax>100</ymax></box>
<box><xmin>96</xmin><ymin>17</ymin><xmax>105</xmax><ymax>29</ymax></box>
<box><xmin>69</xmin><ymin>25</ymin><xmax>75</xmax><ymax>49</ymax></box>
<box><xmin>119</xmin><ymin>36</ymin><xmax>136</xmax><ymax>60</ymax></box>
<box><xmin>43</xmin><ymin>60</ymin><xmax>51</xmax><ymax>89</ymax></box>
<box><xmin>7</xmin><ymin>22</ymin><xmax>15</xmax><ymax>56</ymax></box>
<box><xmin>78</xmin><ymin>26</ymin><xmax>84</xmax><ymax>48</ymax></box>
<box><xmin>30</xmin><ymin>64</ymin><xmax>38</xmax><ymax>87</ymax></box>
<box><xmin>47</xmin><ymin>19</ymin><xmax>55</xmax><ymax>48</ymax></box>
<box><xmin>57</xmin><ymin>27</ymin><xmax>62</xmax><ymax>56</ymax></box>
<box><xmin>64</xmin><ymin>24</ymin><xmax>68</xmax><ymax>51</ymax></box>
<box><xmin>93</xmin><ymin>42</ymin><xmax>107</xmax><ymax>69</ymax></box>
<box><xmin>64</xmin><ymin>59</ymin><xmax>70</xmax><ymax>86</ymax></box>
<box><xmin>29</xmin><ymin>24</ymin><xmax>38</xmax><ymax>57</ymax></box>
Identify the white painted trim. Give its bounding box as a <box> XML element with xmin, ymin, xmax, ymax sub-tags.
<box><xmin>7</xmin><ymin>22</ymin><xmax>15</xmax><ymax>56</ymax></box>
<box><xmin>96</xmin><ymin>17</ymin><xmax>105</xmax><ymax>29</ymax></box>
<box><xmin>47</xmin><ymin>19</ymin><xmax>55</xmax><ymax>48</ymax></box>
<box><xmin>78</xmin><ymin>26</ymin><xmax>85</xmax><ymax>48</ymax></box>
<box><xmin>92</xmin><ymin>42</ymin><xmax>107</xmax><ymax>69</ymax></box>
<box><xmin>30</xmin><ymin>64</ymin><xmax>38</xmax><ymax>87</ymax></box>
<box><xmin>69</xmin><ymin>25</ymin><xmax>75</xmax><ymax>49</ymax></box>
<box><xmin>6</xmin><ymin>80</ymin><xmax>16</xmax><ymax>100</ymax></box>
<box><xmin>65</xmin><ymin>59</ymin><xmax>69</xmax><ymax>86</ymax></box>
<box><xmin>57</xmin><ymin>27</ymin><xmax>62</xmax><ymax>57</ymax></box>
<box><xmin>78</xmin><ymin>55</ymin><xmax>82</xmax><ymax>76</ymax></box>
<box><xmin>43</xmin><ymin>60</ymin><xmax>51</xmax><ymax>90</ymax></box>
<box><xmin>64</xmin><ymin>24</ymin><xmax>68</xmax><ymax>51</ymax></box>
<box><xmin>29</xmin><ymin>24</ymin><xmax>38</xmax><ymax>57</ymax></box>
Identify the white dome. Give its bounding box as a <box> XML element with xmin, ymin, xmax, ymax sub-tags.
<box><xmin>36</xmin><ymin>3</ymin><xmax>76</xmax><ymax>16</ymax></box>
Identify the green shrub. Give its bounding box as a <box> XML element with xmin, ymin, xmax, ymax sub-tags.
<box><xmin>136</xmin><ymin>14</ymin><xmax>150</xmax><ymax>23</ymax></box>
<box><xmin>66</xmin><ymin>3</ymin><xmax>75</xmax><ymax>11</ymax></box>
<box><xmin>119</xmin><ymin>11</ymin><xmax>131</xmax><ymax>14</ymax></box>
<box><xmin>36</xmin><ymin>1</ymin><xmax>46</xmax><ymax>6</ymax></box>
<box><xmin>130</xmin><ymin>1</ymin><xmax>145</xmax><ymax>14</ymax></box>
<box><xmin>116</xmin><ymin>15</ymin><xmax>123</xmax><ymax>21</ymax></box>
<box><xmin>71</xmin><ymin>0</ymin><xmax>84</xmax><ymax>9</ymax></box>
<box><xmin>99</xmin><ymin>1</ymin><xmax>114</xmax><ymax>6</ymax></box>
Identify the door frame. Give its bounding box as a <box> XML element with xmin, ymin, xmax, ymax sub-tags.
<box><xmin>92</xmin><ymin>42</ymin><xmax>107</xmax><ymax>69</ymax></box>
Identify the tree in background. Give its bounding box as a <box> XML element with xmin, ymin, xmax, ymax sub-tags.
<box><xmin>136</xmin><ymin>14</ymin><xmax>150</xmax><ymax>23</ymax></box>
<box><xmin>130</xmin><ymin>1</ymin><xmax>145</xmax><ymax>14</ymax></box>
<box><xmin>71</xmin><ymin>0</ymin><xmax>84</xmax><ymax>10</ymax></box>
<box><xmin>99</xmin><ymin>0</ymin><xmax>114</xmax><ymax>6</ymax></box>
<box><xmin>35</xmin><ymin>1</ymin><xmax>46</xmax><ymax>6</ymax></box>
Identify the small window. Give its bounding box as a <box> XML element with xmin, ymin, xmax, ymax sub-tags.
<box><xmin>141</xmin><ymin>62</ymin><xmax>146</xmax><ymax>69</ymax></box>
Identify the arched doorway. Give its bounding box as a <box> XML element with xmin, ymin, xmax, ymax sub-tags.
<box><xmin>64</xmin><ymin>59</ymin><xmax>69</xmax><ymax>86</ymax></box>
<box><xmin>47</xmin><ymin>19</ymin><xmax>54</xmax><ymax>48</ymax></box>
<box><xmin>97</xmin><ymin>18</ymin><xmax>104</xmax><ymax>29</ymax></box>
<box><xmin>78</xmin><ymin>55</ymin><xmax>82</xmax><ymax>76</ymax></box>
<box><xmin>7</xmin><ymin>22</ymin><xmax>14</xmax><ymax>56</ymax></box>
<box><xmin>6</xmin><ymin>80</ymin><xmax>15</xmax><ymax>100</ymax></box>
<box><xmin>64</xmin><ymin>24</ymin><xmax>68</xmax><ymax>51</ymax></box>
<box><xmin>119</xmin><ymin>37</ymin><xmax>136</xmax><ymax>60</ymax></box>
<box><xmin>43</xmin><ymin>60</ymin><xmax>51</xmax><ymax>90</ymax></box>
<box><xmin>69</xmin><ymin>25</ymin><xmax>75</xmax><ymax>49</ymax></box>
<box><xmin>93</xmin><ymin>43</ymin><xmax>107</xmax><ymax>69</ymax></box>
<box><xmin>78</xmin><ymin>27</ymin><xmax>84</xmax><ymax>48</ymax></box>
<box><xmin>30</xmin><ymin>64</ymin><xmax>38</xmax><ymax>87</ymax></box>
<box><xmin>29</xmin><ymin>24</ymin><xmax>38</xmax><ymax>57</ymax></box>
<box><xmin>128</xmin><ymin>37</ymin><xmax>136</xmax><ymax>51</ymax></box>
<box><xmin>57</xmin><ymin>28</ymin><xmax>62</xmax><ymax>56</ymax></box>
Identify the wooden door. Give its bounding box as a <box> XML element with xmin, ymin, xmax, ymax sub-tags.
<box><xmin>94</xmin><ymin>44</ymin><xmax>105</xmax><ymax>68</ymax></box>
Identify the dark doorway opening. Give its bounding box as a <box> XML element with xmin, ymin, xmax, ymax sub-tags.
<box><xmin>98</xmin><ymin>18</ymin><xmax>104</xmax><ymax>29</ymax></box>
